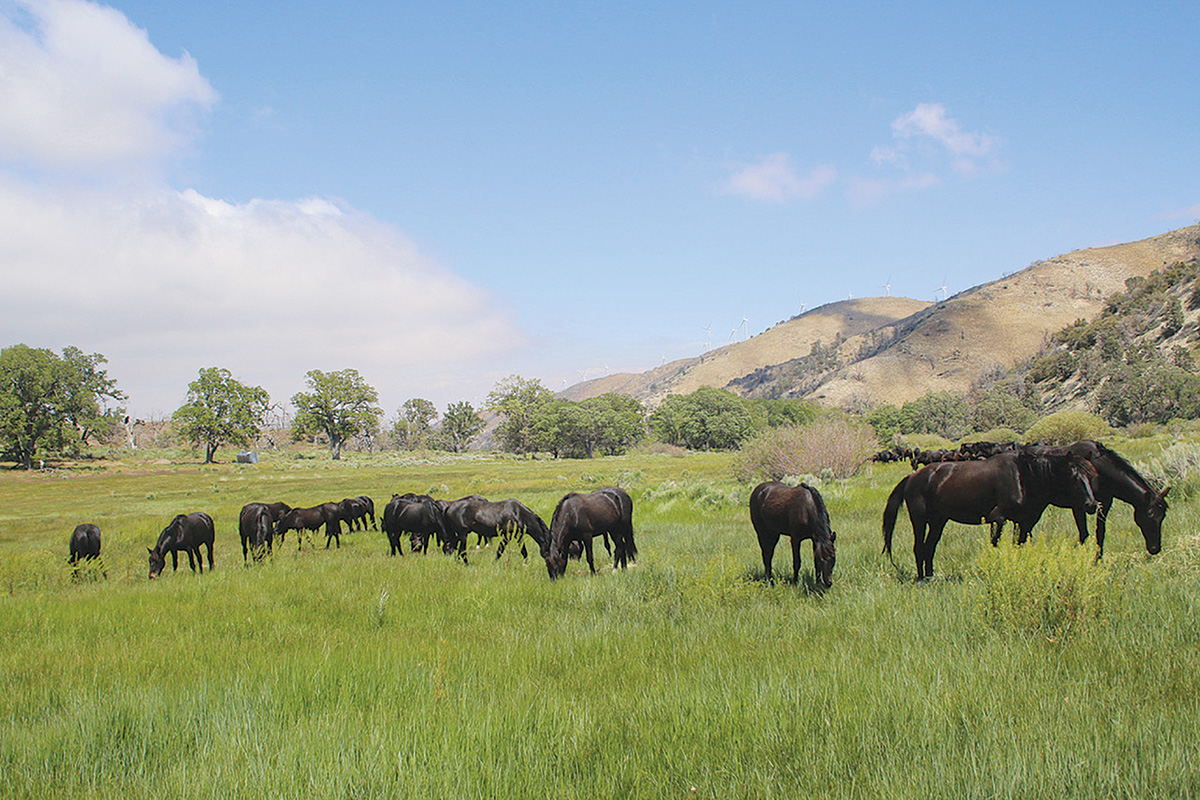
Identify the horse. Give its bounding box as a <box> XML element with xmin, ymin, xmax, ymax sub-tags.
<box><xmin>68</xmin><ymin>523</ymin><xmax>104</xmax><ymax>578</ymax></box>
<box><xmin>277</xmin><ymin>503</ymin><xmax>344</xmax><ymax>550</ymax></box>
<box><xmin>148</xmin><ymin>512</ymin><xmax>214</xmax><ymax>578</ymax></box>
<box><xmin>1023</xmin><ymin>441</ymin><xmax>1167</xmax><ymax>557</ymax></box>
<box><xmin>356</xmin><ymin>495</ymin><xmax>377</xmax><ymax>530</ymax></box>
<box><xmin>443</xmin><ymin>496</ymin><xmax>551</xmax><ymax>560</ymax></box>
<box><xmin>339</xmin><ymin>497</ymin><xmax>370</xmax><ymax>531</ymax></box>
<box><xmin>545</xmin><ymin>487</ymin><xmax>636</xmax><ymax>579</ymax></box>
<box><xmin>381</xmin><ymin>494</ymin><xmax>456</xmax><ymax>558</ymax></box>
<box><xmin>882</xmin><ymin>449</ymin><xmax>1098</xmax><ymax>580</ymax></box>
<box><xmin>749</xmin><ymin>482</ymin><xmax>837</xmax><ymax>588</ymax></box>
<box><xmin>239</xmin><ymin>502</ymin><xmax>274</xmax><ymax>562</ymax></box>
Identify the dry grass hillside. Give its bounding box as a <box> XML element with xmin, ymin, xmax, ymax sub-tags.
<box><xmin>560</xmin><ymin>296</ymin><xmax>930</xmax><ymax>406</ymax></box>
<box><xmin>562</xmin><ymin>223</ymin><xmax>1200</xmax><ymax>408</ymax></box>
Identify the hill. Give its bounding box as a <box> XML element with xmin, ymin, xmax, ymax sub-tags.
<box><xmin>564</xmin><ymin>223</ymin><xmax>1200</xmax><ymax>409</ymax></box>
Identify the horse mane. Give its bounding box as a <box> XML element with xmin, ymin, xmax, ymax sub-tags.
<box><xmin>1091</xmin><ymin>441</ymin><xmax>1160</xmax><ymax>491</ymax></box>
<box><xmin>801</xmin><ymin>483</ymin><xmax>832</xmax><ymax>537</ymax></box>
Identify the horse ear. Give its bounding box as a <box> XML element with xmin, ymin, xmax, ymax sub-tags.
<box><xmin>830</xmin><ymin>531</ymin><xmax>837</xmax><ymax>543</ymax></box>
<box><xmin>147</xmin><ymin>547</ymin><xmax>154</xmax><ymax>555</ymax></box>
<box><xmin>1161</xmin><ymin>486</ymin><xmax>1171</xmax><ymax>499</ymax></box>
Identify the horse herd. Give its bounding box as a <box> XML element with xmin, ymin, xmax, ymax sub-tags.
<box><xmin>64</xmin><ymin>440</ymin><xmax>1169</xmax><ymax>587</ymax></box>
<box><xmin>66</xmin><ymin>487</ymin><xmax>639</xmax><ymax>582</ymax></box>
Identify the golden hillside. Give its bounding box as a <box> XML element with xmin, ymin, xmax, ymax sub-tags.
<box><xmin>562</xmin><ymin>223</ymin><xmax>1200</xmax><ymax>408</ymax></box>
<box><xmin>560</xmin><ymin>296</ymin><xmax>930</xmax><ymax>406</ymax></box>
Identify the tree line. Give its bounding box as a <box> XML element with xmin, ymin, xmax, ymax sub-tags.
<box><xmin>0</xmin><ymin>344</ymin><xmax>828</xmax><ymax>467</ymax></box>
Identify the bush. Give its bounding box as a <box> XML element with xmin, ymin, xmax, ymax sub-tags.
<box><xmin>970</xmin><ymin>541</ymin><xmax>1119</xmax><ymax>641</ymax></box>
<box><xmin>1025</xmin><ymin>410</ymin><xmax>1112</xmax><ymax>444</ymax></box>
<box><xmin>1141</xmin><ymin>441</ymin><xmax>1200</xmax><ymax>498</ymax></box>
<box><xmin>731</xmin><ymin>417</ymin><xmax>877</xmax><ymax>483</ymax></box>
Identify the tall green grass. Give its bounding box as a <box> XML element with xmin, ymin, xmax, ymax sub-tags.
<box><xmin>1</xmin><ymin>450</ymin><xmax>1197</xmax><ymax>797</ymax></box>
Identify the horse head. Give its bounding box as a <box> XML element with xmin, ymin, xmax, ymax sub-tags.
<box><xmin>1134</xmin><ymin>486</ymin><xmax>1169</xmax><ymax>555</ymax></box>
<box><xmin>813</xmin><ymin>530</ymin><xmax>837</xmax><ymax>588</ymax></box>
<box><xmin>147</xmin><ymin>546</ymin><xmax>165</xmax><ymax>579</ymax></box>
<box><xmin>1067</xmin><ymin>456</ymin><xmax>1100</xmax><ymax>515</ymax></box>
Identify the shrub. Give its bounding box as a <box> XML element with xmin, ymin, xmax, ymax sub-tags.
<box><xmin>970</xmin><ymin>541</ymin><xmax>1119</xmax><ymax>641</ymax></box>
<box><xmin>1141</xmin><ymin>441</ymin><xmax>1200</xmax><ymax>498</ymax></box>
<box><xmin>731</xmin><ymin>417</ymin><xmax>876</xmax><ymax>483</ymax></box>
<box><xmin>1025</xmin><ymin>410</ymin><xmax>1112</xmax><ymax>444</ymax></box>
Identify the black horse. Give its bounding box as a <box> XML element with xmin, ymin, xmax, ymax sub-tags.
<box><xmin>382</xmin><ymin>493</ymin><xmax>455</xmax><ymax>558</ymax></box>
<box><xmin>749</xmin><ymin>482</ymin><xmax>837</xmax><ymax>587</ymax></box>
<box><xmin>277</xmin><ymin>503</ymin><xmax>344</xmax><ymax>549</ymax></box>
<box><xmin>1024</xmin><ymin>440</ymin><xmax>1168</xmax><ymax>557</ymax></box>
<box><xmin>239</xmin><ymin>502</ymin><xmax>274</xmax><ymax>562</ymax></box>
<box><xmin>882</xmin><ymin>449</ymin><xmax>1098</xmax><ymax>580</ymax></box>
<box><xmin>68</xmin><ymin>523</ymin><xmax>104</xmax><ymax>578</ymax></box>
<box><xmin>148</xmin><ymin>512</ymin><xmax>215</xmax><ymax>578</ymax></box>
<box><xmin>545</xmin><ymin>487</ymin><xmax>636</xmax><ymax>579</ymax></box>
<box><xmin>339</xmin><ymin>497</ymin><xmax>371</xmax><ymax>531</ymax></box>
<box><xmin>444</xmin><ymin>496</ymin><xmax>551</xmax><ymax>560</ymax></box>
<box><xmin>356</xmin><ymin>495</ymin><xmax>377</xmax><ymax>530</ymax></box>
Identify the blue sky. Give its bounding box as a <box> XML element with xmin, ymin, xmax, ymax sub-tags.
<box><xmin>2</xmin><ymin>0</ymin><xmax>1198</xmax><ymax>417</ymax></box>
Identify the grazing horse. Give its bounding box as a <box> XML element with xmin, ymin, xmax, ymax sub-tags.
<box><xmin>749</xmin><ymin>482</ymin><xmax>837</xmax><ymax>588</ymax></box>
<box><xmin>444</xmin><ymin>496</ymin><xmax>551</xmax><ymax>560</ymax></box>
<box><xmin>277</xmin><ymin>503</ymin><xmax>344</xmax><ymax>550</ymax></box>
<box><xmin>545</xmin><ymin>487</ymin><xmax>636</xmax><ymax>579</ymax></box>
<box><xmin>1024</xmin><ymin>441</ymin><xmax>1168</xmax><ymax>557</ymax></box>
<box><xmin>882</xmin><ymin>450</ymin><xmax>1098</xmax><ymax>580</ymax></box>
<box><xmin>339</xmin><ymin>497</ymin><xmax>370</xmax><ymax>531</ymax></box>
<box><xmin>381</xmin><ymin>494</ymin><xmax>454</xmax><ymax>558</ymax></box>
<box><xmin>239</xmin><ymin>503</ymin><xmax>274</xmax><ymax>562</ymax></box>
<box><xmin>148</xmin><ymin>512</ymin><xmax>214</xmax><ymax>578</ymax></box>
<box><xmin>356</xmin><ymin>495</ymin><xmax>377</xmax><ymax>530</ymax></box>
<box><xmin>68</xmin><ymin>523</ymin><xmax>104</xmax><ymax>578</ymax></box>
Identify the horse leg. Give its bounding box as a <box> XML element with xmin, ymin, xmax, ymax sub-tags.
<box><xmin>791</xmin><ymin>534</ymin><xmax>802</xmax><ymax>584</ymax></box>
<box><xmin>171</xmin><ymin>551</ymin><xmax>180</xmax><ymax>572</ymax></box>
<box><xmin>583</xmin><ymin>537</ymin><xmax>596</xmax><ymax>573</ymax></box>
<box><xmin>758</xmin><ymin>532</ymin><xmax>779</xmax><ymax>585</ymax></box>
<box><xmin>186</xmin><ymin>548</ymin><xmax>197</xmax><ymax>573</ymax></box>
<box><xmin>242</xmin><ymin>536</ymin><xmax>249</xmax><ymax>564</ymax></box>
<box><xmin>1072</xmin><ymin>507</ymin><xmax>1091</xmax><ymax>545</ymax></box>
<box><xmin>1094</xmin><ymin>499</ymin><xmax>1111</xmax><ymax>559</ymax></box>
<box><xmin>205</xmin><ymin>542</ymin><xmax>213</xmax><ymax>571</ymax></box>
<box><xmin>495</xmin><ymin>533</ymin><xmax>507</xmax><ymax>560</ymax></box>
<box><xmin>922</xmin><ymin>519</ymin><xmax>948</xmax><ymax>580</ymax></box>
<box><xmin>990</xmin><ymin>520</ymin><xmax>1003</xmax><ymax>547</ymax></box>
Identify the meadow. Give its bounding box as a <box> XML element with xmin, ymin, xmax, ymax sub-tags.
<box><xmin>1</xmin><ymin>444</ymin><xmax>1198</xmax><ymax>798</ymax></box>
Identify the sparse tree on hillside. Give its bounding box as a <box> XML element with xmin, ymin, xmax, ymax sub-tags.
<box><xmin>291</xmin><ymin>369</ymin><xmax>383</xmax><ymax>460</ymax></box>
<box><xmin>172</xmin><ymin>367</ymin><xmax>270</xmax><ymax>463</ymax></box>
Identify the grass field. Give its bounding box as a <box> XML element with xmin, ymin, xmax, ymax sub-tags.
<box><xmin>1</xmin><ymin>445</ymin><xmax>1198</xmax><ymax>798</ymax></box>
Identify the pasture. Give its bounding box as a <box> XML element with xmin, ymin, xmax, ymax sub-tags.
<box><xmin>1</xmin><ymin>446</ymin><xmax>1198</xmax><ymax>798</ymax></box>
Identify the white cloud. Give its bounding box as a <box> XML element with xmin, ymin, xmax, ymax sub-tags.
<box><xmin>0</xmin><ymin>0</ymin><xmax>525</xmax><ymax>413</ymax></box>
<box><xmin>883</xmin><ymin>102</ymin><xmax>1000</xmax><ymax>177</ymax></box>
<box><xmin>0</xmin><ymin>0</ymin><xmax>216</xmax><ymax>171</ymax></box>
<box><xmin>722</xmin><ymin>153</ymin><xmax>837</xmax><ymax>203</ymax></box>
<box><xmin>891</xmin><ymin>102</ymin><xmax>996</xmax><ymax>158</ymax></box>
<box><xmin>0</xmin><ymin>179</ymin><xmax>527</xmax><ymax>412</ymax></box>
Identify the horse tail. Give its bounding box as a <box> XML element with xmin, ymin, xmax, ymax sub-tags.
<box><xmin>882</xmin><ymin>475</ymin><xmax>910</xmax><ymax>561</ymax></box>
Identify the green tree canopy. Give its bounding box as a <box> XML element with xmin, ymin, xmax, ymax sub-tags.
<box><xmin>438</xmin><ymin>400</ymin><xmax>484</xmax><ymax>453</ymax></box>
<box><xmin>486</xmin><ymin>375</ymin><xmax>554</xmax><ymax>456</ymax></box>
<box><xmin>396</xmin><ymin>397</ymin><xmax>438</xmax><ymax>450</ymax></box>
<box><xmin>291</xmin><ymin>368</ymin><xmax>383</xmax><ymax>459</ymax></box>
<box><xmin>649</xmin><ymin>387</ymin><xmax>756</xmax><ymax>451</ymax></box>
<box><xmin>0</xmin><ymin>344</ymin><xmax>124</xmax><ymax>468</ymax></box>
<box><xmin>172</xmin><ymin>367</ymin><xmax>270</xmax><ymax>463</ymax></box>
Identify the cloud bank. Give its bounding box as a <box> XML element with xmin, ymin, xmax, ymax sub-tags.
<box><xmin>0</xmin><ymin>0</ymin><xmax>524</xmax><ymax>413</ymax></box>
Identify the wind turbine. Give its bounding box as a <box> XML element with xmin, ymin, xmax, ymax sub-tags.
<box><xmin>798</xmin><ymin>301</ymin><xmax>807</xmax><ymax>315</ymax></box>
<box><xmin>935</xmin><ymin>277</ymin><xmax>949</xmax><ymax>301</ymax></box>
<box><xmin>881</xmin><ymin>275</ymin><xmax>892</xmax><ymax>297</ymax></box>
<box><xmin>703</xmin><ymin>325</ymin><xmax>712</xmax><ymax>352</ymax></box>
<box><xmin>740</xmin><ymin>316</ymin><xmax>749</xmax><ymax>341</ymax></box>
